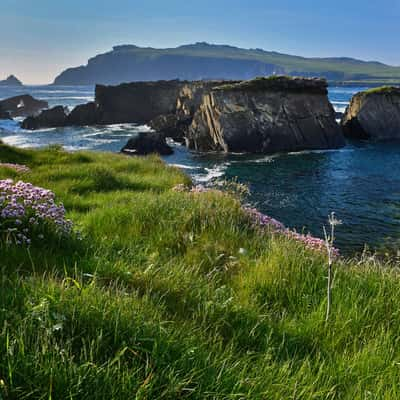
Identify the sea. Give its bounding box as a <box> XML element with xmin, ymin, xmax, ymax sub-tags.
<box><xmin>0</xmin><ymin>84</ymin><xmax>399</xmax><ymax>255</ymax></box>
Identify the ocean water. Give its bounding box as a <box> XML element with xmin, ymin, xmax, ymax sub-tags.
<box><xmin>0</xmin><ymin>84</ymin><xmax>399</xmax><ymax>254</ymax></box>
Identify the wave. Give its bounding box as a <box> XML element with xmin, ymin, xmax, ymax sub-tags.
<box><xmin>169</xmin><ymin>163</ymin><xmax>202</xmax><ymax>170</ymax></box>
<box><xmin>192</xmin><ymin>164</ymin><xmax>228</xmax><ymax>182</ymax></box>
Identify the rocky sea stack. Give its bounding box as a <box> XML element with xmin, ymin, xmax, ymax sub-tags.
<box><xmin>341</xmin><ymin>87</ymin><xmax>400</xmax><ymax>140</ymax></box>
<box><xmin>0</xmin><ymin>75</ymin><xmax>23</xmax><ymax>87</ymax></box>
<box><xmin>187</xmin><ymin>76</ymin><xmax>345</xmax><ymax>153</ymax></box>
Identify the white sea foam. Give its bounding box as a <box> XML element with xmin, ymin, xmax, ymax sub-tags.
<box><xmin>169</xmin><ymin>163</ymin><xmax>202</xmax><ymax>170</ymax></box>
<box><xmin>192</xmin><ymin>164</ymin><xmax>228</xmax><ymax>182</ymax></box>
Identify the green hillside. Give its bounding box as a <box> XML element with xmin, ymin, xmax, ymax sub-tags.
<box><xmin>54</xmin><ymin>42</ymin><xmax>400</xmax><ymax>85</ymax></box>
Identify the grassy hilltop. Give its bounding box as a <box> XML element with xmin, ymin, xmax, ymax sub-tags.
<box><xmin>1</xmin><ymin>143</ymin><xmax>400</xmax><ymax>399</ymax></box>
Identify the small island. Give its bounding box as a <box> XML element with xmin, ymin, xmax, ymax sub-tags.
<box><xmin>0</xmin><ymin>75</ymin><xmax>23</xmax><ymax>86</ymax></box>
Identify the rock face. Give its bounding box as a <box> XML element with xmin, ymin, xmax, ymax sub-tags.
<box><xmin>22</xmin><ymin>106</ymin><xmax>68</xmax><ymax>130</ymax></box>
<box><xmin>187</xmin><ymin>76</ymin><xmax>345</xmax><ymax>153</ymax></box>
<box><xmin>341</xmin><ymin>87</ymin><xmax>400</xmax><ymax>140</ymax></box>
<box><xmin>95</xmin><ymin>80</ymin><xmax>186</xmax><ymax>124</ymax></box>
<box><xmin>0</xmin><ymin>75</ymin><xmax>23</xmax><ymax>86</ymax></box>
<box><xmin>0</xmin><ymin>95</ymin><xmax>48</xmax><ymax>118</ymax></box>
<box><xmin>121</xmin><ymin>132</ymin><xmax>173</xmax><ymax>156</ymax></box>
<box><xmin>150</xmin><ymin>80</ymin><xmax>240</xmax><ymax>141</ymax></box>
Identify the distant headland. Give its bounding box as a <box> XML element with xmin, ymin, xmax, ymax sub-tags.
<box><xmin>53</xmin><ymin>42</ymin><xmax>400</xmax><ymax>86</ymax></box>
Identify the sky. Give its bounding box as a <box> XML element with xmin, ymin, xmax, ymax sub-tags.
<box><xmin>1</xmin><ymin>0</ymin><xmax>400</xmax><ymax>84</ymax></box>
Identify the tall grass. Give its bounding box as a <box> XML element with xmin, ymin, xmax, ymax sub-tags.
<box><xmin>1</xmin><ymin>143</ymin><xmax>400</xmax><ymax>399</ymax></box>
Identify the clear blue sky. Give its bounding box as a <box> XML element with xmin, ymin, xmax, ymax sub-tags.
<box><xmin>1</xmin><ymin>0</ymin><xmax>399</xmax><ymax>84</ymax></box>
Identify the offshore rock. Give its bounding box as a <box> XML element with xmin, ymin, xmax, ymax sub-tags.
<box><xmin>341</xmin><ymin>87</ymin><xmax>400</xmax><ymax>140</ymax></box>
<box><xmin>0</xmin><ymin>95</ymin><xmax>48</xmax><ymax>118</ymax></box>
<box><xmin>0</xmin><ymin>75</ymin><xmax>23</xmax><ymax>86</ymax></box>
<box><xmin>22</xmin><ymin>106</ymin><xmax>68</xmax><ymax>130</ymax></box>
<box><xmin>121</xmin><ymin>132</ymin><xmax>174</xmax><ymax>156</ymax></box>
<box><xmin>187</xmin><ymin>76</ymin><xmax>345</xmax><ymax>153</ymax></box>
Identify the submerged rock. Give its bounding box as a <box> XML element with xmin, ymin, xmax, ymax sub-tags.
<box><xmin>0</xmin><ymin>95</ymin><xmax>48</xmax><ymax>118</ymax></box>
<box><xmin>22</xmin><ymin>106</ymin><xmax>68</xmax><ymax>130</ymax></box>
<box><xmin>121</xmin><ymin>132</ymin><xmax>174</xmax><ymax>156</ymax></box>
<box><xmin>186</xmin><ymin>76</ymin><xmax>345</xmax><ymax>153</ymax></box>
<box><xmin>341</xmin><ymin>87</ymin><xmax>400</xmax><ymax>140</ymax></box>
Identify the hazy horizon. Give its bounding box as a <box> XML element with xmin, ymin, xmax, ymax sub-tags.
<box><xmin>2</xmin><ymin>0</ymin><xmax>400</xmax><ymax>84</ymax></box>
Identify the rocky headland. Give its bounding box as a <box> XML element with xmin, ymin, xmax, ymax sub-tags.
<box><xmin>341</xmin><ymin>87</ymin><xmax>400</xmax><ymax>140</ymax></box>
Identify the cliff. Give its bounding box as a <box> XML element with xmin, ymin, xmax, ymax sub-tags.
<box><xmin>95</xmin><ymin>80</ymin><xmax>186</xmax><ymax>124</ymax></box>
<box><xmin>187</xmin><ymin>76</ymin><xmax>345</xmax><ymax>153</ymax></box>
<box><xmin>52</xmin><ymin>42</ymin><xmax>400</xmax><ymax>85</ymax></box>
<box><xmin>341</xmin><ymin>87</ymin><xmax>400</xmax><ymax>139</ymax></box>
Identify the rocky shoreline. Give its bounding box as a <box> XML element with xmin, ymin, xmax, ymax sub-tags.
<box><xmin>1</xmin><ymin>77</ymin><xmax>400</xmax><ymax>155</ymax></box>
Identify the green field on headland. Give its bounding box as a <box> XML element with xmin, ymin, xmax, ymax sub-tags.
<box><xmin>1</xmin><ymin>143</ymin><xmax>400</xmax><ymax>399</ymax></box>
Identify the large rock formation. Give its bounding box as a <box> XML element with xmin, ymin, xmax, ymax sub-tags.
<box><xmin>0</xmin><ymin>95</ymin><xmax>48</xmax><ymax>118</ymax></box>
<box><xmin>22</xmin><ymin>106</ymin><xmax>68</xmax><ymax>130</ymax></box>
<box><xmin>95</xmin><ymin>80</ymin><xmax>186</xmax><ymax>124</ymax></box>
<box><xmin>121</xmin><ymin>132</ymin><xmax>173</xmax><ymax>156</ymax></box>
<box><xmin>186</xmin><ymin>76</ymin><xmax>345</xmax><ymax>153</ymax></box>
<box><xmin>0</xmin><ymin>75</ymin><xmax>23</xmax><ymax>86</ymax></box>
<box><xmin>341</xmin><ymin>87</ymin><xmax>400</xmax><ymax>140</ymax></box>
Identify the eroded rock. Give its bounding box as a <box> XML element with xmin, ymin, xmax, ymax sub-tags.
<box><xmin>0</xmin><ymin>95</ymin><xmax>48</xmax><ymax>118</ymax></box>
<box><xmin>341</xmin><ymin>87</ymin><xmax>400</xmax><ymax>140</ymax></box>
<box><xmin>121</xmin><ymin>132</ymin><xmax>173</xmax><ymax>156</ymax></box>
<box><xmin>186</xmin><ymin>76</ymin><xmax>345</xmax><ymax>153</ymax></box>
<box><xmin>22</xmin><ymin>106</ymin><xmax>68</xmax><ymax>130</ymax></box>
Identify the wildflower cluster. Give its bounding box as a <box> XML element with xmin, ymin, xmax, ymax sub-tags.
<box><xmin>244</xmin><ymin>207</ymin><xmax>340</xmax><ymax>257</ymax></box>
<box><xmin>0</xmin><ymin>163</ymin><xmax>31</xmax><ymax>173</ymax></box>
<box><xmin>172</xmin><ymin>183</ymin><xmax>340</xmax><ymax>257</ymax></box>
<box><xmin>0</xmin><ymin>179</ymin><xmax>73</xmax><ymax>245</ymax></box>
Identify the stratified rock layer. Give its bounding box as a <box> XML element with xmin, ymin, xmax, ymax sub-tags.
<box><xmin>341</xmin><ymin>87</ymin><xmax>400</xmax><ymax>140</ymax></box>
<box><xmin>187</xmin><ymin>77</ymin><xmax>345</xmax><ymax>153</ymax></box>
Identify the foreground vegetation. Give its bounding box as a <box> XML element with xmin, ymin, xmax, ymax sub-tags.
<box><xmin>1</xmin><ymin>143</ymin><xmax>400</xmax><ymax>399</ymax></box>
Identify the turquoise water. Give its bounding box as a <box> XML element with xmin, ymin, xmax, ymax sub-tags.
<box><xmin>0</xmin><ymin>84</ymin><xmax>399</xmax><ymax>254</ymax></box>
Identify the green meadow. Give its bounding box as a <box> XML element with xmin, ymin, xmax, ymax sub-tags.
<box><xmin>1</xmin><ymin>143</ymin><xmax>400</xmax><ymax>399</ymax></box>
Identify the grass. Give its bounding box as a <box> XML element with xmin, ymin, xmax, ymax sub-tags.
<box><xmin>1</xmin><ymin>143</ymin><xmax>400</xmax><ymax>398</ymax></box>
<box><xmin>363</xmin><ymin>85</ymin><xmax>400</xmax><ymax>95</ymax></box>
<box><xmin>213</xmin><ymin>75</ymin><xmax>326</xmax><ymax>93</ymax></box>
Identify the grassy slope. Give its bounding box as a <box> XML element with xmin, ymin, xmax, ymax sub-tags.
<box><xmin>1</xmin><ymin>143</ymin><xmax>400</xmax><ymax>399</ymax></box>
<box><xmin>91</xmin><ymin>43</ymin><xmax>400</xmax><ymax>82</ymax></box>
